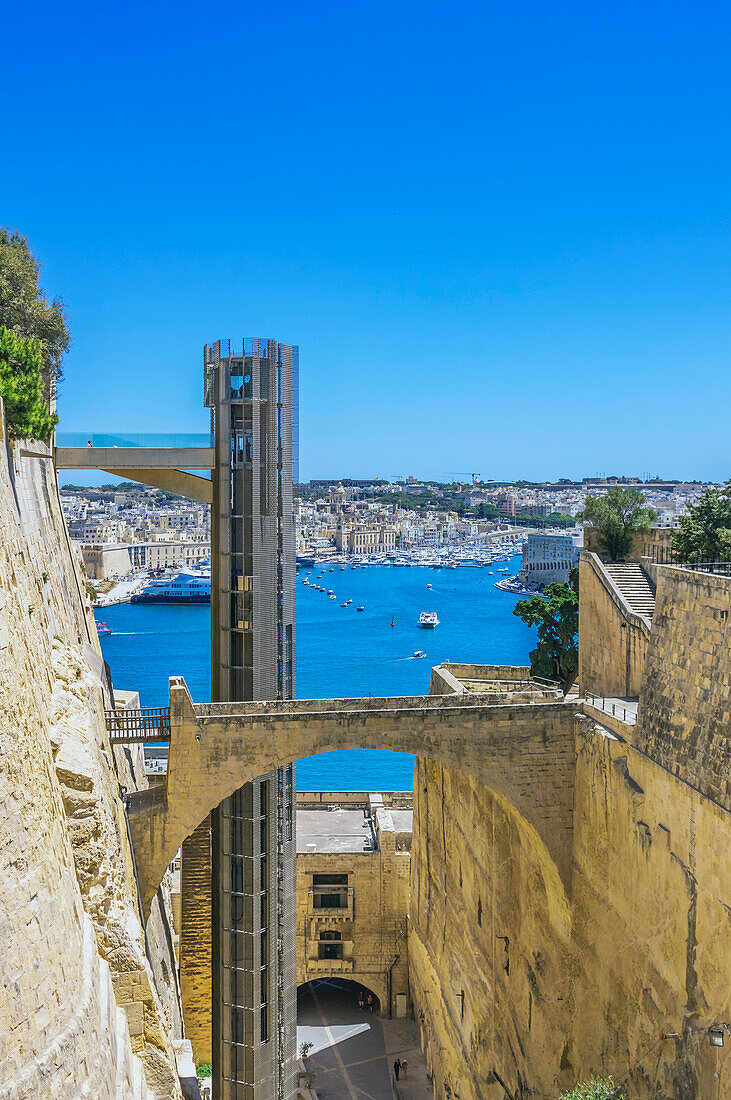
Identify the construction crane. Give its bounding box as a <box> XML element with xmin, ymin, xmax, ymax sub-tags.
<box><xmin>448</xmin><ymin>472</ymin><xmax>480</xmax><ymax>485</ymax></box>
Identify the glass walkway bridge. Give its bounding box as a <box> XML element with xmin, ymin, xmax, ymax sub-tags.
<box><xmin>54</xmin><ymin>432</ymin><xmax>214</xmax><ymax>503</ymax></box>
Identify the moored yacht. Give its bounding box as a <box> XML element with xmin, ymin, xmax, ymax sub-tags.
<box><xmin>131</xmin><ymin>563</ymin><xmax>211</xmax><ymax>604</ymax></box>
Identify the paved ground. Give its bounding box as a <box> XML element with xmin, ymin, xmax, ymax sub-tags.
<box><xmin>297</xmin><ymin>980</ymin><xmax>432</xmax><ymax>1100</ymax></box>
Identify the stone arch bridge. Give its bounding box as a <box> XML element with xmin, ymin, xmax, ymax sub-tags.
<box><xmin>124</xmin><ymin>678</ymin><xmax>579</xmax><ymax>914</ymax></box>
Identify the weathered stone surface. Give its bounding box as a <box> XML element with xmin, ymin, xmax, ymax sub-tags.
<box><xmin>0</xmin><ymin>417</ymin><xmax>182</xmax><ymax>1098</ymax></box>
<box><xmin>636</xmin><ymin>565</ymin><xmax>731</xmax><ymax>809</ymax></box>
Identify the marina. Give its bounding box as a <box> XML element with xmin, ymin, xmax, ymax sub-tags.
<box><xmin>94</xmin><ymin>554</ymin><xmax>532</xmax><ymax>790</ymax></box>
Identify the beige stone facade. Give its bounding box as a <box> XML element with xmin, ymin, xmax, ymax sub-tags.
<box><xmin>295</xmin><ymin>793</ymin><xmax>411</xmax><ymax>1017</ymax></box>
<box><xmin>0</xmin><ymin>413</ymin><xmax>183</xmax><ymax>1098</ymax></box>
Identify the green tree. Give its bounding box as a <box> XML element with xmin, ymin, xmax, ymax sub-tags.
<box><xmin>578</xmin><ymin>487</ymin><xmax>657</xmax><ymax>562</ymax></box>
<box><xmin>0</xmin><ymin>327</ymin><xmax>58</xmax><ymax>441</ymax></box>
<box><xmin>0</xmin><ymin>228</ymin><xmax>70</xmax><ymax>381</ymax></box>
<box><xmin>513</xmin><ymin>569</ymin><xmax>579</xmax><ymax>694</ymax></box>
<box><xmin>672</xmin><ymin>483</ymin><xmax>731</xmax><ymax>563</ymax></box>
<box><xmin>560</xmin><ymin>1075</ymin><xmax>627</xmax><ymax>1099</ymax></box>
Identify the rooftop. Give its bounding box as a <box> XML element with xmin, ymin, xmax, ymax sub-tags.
<box><xmin>296</xmin><ymin>808</ymin><xmax>375</xmax><ymax>854</ymax></box>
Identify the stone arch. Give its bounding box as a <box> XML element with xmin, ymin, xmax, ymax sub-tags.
<box><xmin>297</xmin><ymin>976</ymin><xmax>385</xmax><ymax>1017</ymax></box>
<box><xmin>129</xmin><ymin>679</ymin><xmax>577</xmax><ymax>914</ymax></box>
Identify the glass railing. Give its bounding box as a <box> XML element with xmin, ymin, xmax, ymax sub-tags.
<box><xmin>56</xmin><ymin>432</ymin><xmax>213</xmax><ymax>448</ymax></box>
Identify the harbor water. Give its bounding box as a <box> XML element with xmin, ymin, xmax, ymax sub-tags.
<box><xmin>97</xmin><ymin>555</ymin><xmax>534</xmax><ymax>789</ymax></box>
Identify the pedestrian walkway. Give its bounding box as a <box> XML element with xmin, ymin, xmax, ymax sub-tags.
<box><xmin>382</xmin><ymin>1017</ymin><xmax>432</xmax><ymax>1099</ymax></box>
<box><xmin>297</xmin><ymin>979</ymin><xmax>432</xmax><ymax>1100</ymax></box>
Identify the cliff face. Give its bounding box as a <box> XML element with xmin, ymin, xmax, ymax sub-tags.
<box><xmin>0</xmin><ymin>416</ymin><xmax>182</xmax><ymax>1099</ymax></box>
<box><xmin>409</xmin><ymin>716</ymin><xmax>730</xmax><ymax>1100</ymax></box>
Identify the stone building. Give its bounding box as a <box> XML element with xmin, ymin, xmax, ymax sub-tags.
<box><xmin>517</xmin><ymin>531</ymin><xmax>580</xmax><ymax>589</ymax></box>
<box><xmin>295</xmin><ymin>792</ymin><xmax>411</xmax><ymax>1017</ymax></box>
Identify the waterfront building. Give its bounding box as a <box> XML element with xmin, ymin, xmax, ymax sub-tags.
<box><xmin>517</xmin><ymin>532</ymin><xmax>580</xmax><ymax>589</ymax></box>
<box><xmin>335</xmin><ymin>522</ymin><xmax>397</xmax><ymax>554</ymax></box>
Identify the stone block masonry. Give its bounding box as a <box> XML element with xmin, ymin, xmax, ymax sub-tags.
<box><xmin>0</xmin><ymin>407</ymin><xmax>183</xmax><ymax>1098</ymax></box>
<box><xmin>636</xmin><ymin>565</ymin><xmax>731</xmax><ymax>809</ymax></box>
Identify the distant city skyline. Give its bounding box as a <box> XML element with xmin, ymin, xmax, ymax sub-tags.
<box><xmin>4</xmin><ymin>1</ymin><xmax>731</xmax><ymax>484</ymax></box>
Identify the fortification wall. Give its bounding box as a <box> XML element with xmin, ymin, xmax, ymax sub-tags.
<box><xmin>578</xmin><ymin>551</ymin><xmax>650</xmax><ymax>696</ymax></box>
<box><xmin>0</xmin><ymin>418</ymin><xmax>182</xmax><ymax>1098</ymax></box>
<box><xmin>409</xmin><ymin>717</ymin><xmax>730</xmax><ymax>1099</ymax></box>
<box><xmin>636</xmin><ymin>565</ymin><xmax>731</xmax><ymax>809</ymax></box>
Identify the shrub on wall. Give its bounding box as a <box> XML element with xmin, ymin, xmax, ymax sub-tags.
<box><xmin>0</xmin><ymin>326</ymin><xmax>58</xmax><ymax>441</ymax></box>
<box><xmin>561</xmin><ymin>1076</ymin><xmax>627</xmax><ymax>1099</ymax></box>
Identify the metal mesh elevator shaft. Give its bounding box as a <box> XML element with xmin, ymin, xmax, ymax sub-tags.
<box><xmin>206</xmin><ymin>339</ymin><xmax>298</xmax><ymax>1100</ymax></box>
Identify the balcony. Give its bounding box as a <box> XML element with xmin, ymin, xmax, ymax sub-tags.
<box><xmin>307</xmin><ymin>887</ymin><xmax>354</xmax><ymax>920</ymax></box>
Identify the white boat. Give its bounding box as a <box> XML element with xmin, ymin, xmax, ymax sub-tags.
<box><xmin>330</xmin><ymin>594</ymin><xmax>336</xmax><ymax>600</ymax></box>
<box><xmin>413</xmin><ymin>650</ymin><xmax>426</xmax><ymax>659</ymax></box>
<box><xmin>419</xmin><ymin>611</ymin><xmax>440</xmax><ymax>628</ymax></box>
<box><xmin>96</xmin><ymin>621</ymin><xmax>113</xmax><ymax>637</ymax></box>
<box><xmin>357</xmin><ymin>605</ymin><xmax>365</xmax><ymax>612</ymax></box>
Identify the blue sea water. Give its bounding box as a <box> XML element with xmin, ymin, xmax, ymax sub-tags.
<box><xmin>97</xmin><ymin>555</ymin><xmax>533</xmax><ymax>790</ymax></box>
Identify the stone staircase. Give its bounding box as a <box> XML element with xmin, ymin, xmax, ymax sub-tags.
<box><xmin>603</xmin><ymin>563</ymin><xmax>656</xmax><ymax>622</ymax></box>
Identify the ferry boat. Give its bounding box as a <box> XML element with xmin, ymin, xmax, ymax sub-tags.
<box><xmin>419</xmin><ymin>611</ymin><xmax>440</xmax><ymax>628</ymax></box>
<box><xmin>131</xmin><ymin>564</ymin><xmax>211</xmax><ymax>604</ymax></box>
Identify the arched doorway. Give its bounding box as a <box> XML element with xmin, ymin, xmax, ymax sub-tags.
<box><xmin>297</xmin><ymin>979</ymin><xmax>389</xmax><ymax>1099</ymax></box>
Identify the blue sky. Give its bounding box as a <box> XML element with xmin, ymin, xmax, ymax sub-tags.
<box><xmin>3</xmin><ymin>1</ymin><xmax>730</xmax><ymax>482</ymax></box>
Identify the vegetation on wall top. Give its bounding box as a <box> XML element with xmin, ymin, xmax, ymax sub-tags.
<box><xmin>578</xmin><ymin>487</ymin><xmax>656</xmax><ymax>562</ymax></box>
<box><xmin>672</xmin><ymin>482</ymin><xmax>731</xmax><ymax>563</ymax></box>
<box><xmin>0</xmin><ymin>227</ymin><xmax>70</xmax><ymax>382</ymax></box>
<box><xmin>0</xmin><ymin>327</ymin><xmax>59</xmax><ymax>442</ymax></box>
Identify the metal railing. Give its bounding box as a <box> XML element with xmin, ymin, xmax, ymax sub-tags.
<box><xmin>580</xmin><ymin>691</ymin><xmax>637</xmax><ymax>725</ymax></box>
<box><xmin>105</xmin><ymin>706</ymin><xmax>171</xmax><ymax>742</ymax></box>
<box><xmin>675</xmin><ymin>561</ymin><xmax>731</xmax><ymax>576</ymax></box>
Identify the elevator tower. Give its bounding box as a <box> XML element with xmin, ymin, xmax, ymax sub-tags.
<box><xmin>205</xmin><ymin>338</ymin><xmax>298</xmax><ymax>1099</ymax></box>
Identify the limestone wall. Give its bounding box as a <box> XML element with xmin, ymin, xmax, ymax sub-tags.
<box><xmin>578</xmin><ymin>551</ymin><xmax>650</xmax><ymax>696</ymax></box>
<box><xmin>635</xmin><ymin>565</ymin><xmax>731</xmax><ymax>810</ymax></box>
<box><xmin>409</xmin><ymin>717</ymin><xmax>730</xmax><ymax>1099</ymax></box>
<box><xmin>0</xmin><ymin>418</ymin><xmax>183</xmax><ymax>1098</ymax></box>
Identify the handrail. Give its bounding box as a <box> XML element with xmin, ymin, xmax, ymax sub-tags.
<box><xmin>580</xmin><ymin>689</ymin><xmax>637</xmax><ymax>725</ymax></box>
<box><xmin>105</xmin><ymin>706</ymin><xmax>171</xmax><ymax>742</ymax></box>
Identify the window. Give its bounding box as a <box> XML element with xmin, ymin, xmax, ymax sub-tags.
<box><xmin>318</xmin><ymin>931</ymin><xmax>343</xmax><ymax>960</ymax></box>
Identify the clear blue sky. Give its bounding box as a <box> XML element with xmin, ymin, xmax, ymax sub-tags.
<box><xmin>3</xmin><ymin>1</ymin><xmax>730</xmax><ymax>482</ymax></box>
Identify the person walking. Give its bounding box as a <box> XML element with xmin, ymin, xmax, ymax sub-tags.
<box><xmin>393</xmin><ymin>1058</ymin><xmax>401</xmax><ymax>1081</ymax></box>
<box><xmin>401</xmin><ymin>1059</ymin><xmax>408</xmax><ymax>1078</ymax></box>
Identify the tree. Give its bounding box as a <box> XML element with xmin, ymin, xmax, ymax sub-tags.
<box><xmin>578</xmin><ymin>487</ymin><xmax>657</xmax><ymax>562</ymax></box>
<box><xmin>672</xmin><ymin>483</ymin><xmax>731</xmax><ymax>563</ymax></box>
<box><xmin>0</xmin><ymin>327</ymin><xmax>58</xmax><ymax>441</ymax></box>
<box><xmin>560</xmin><ymin>1076</ymin><xmax>627</xmax><ymax>1099</ymax></box>
<box><xmin>0</xmin><ymin>227</ymin><xmax>70</xmax><ymax>381</ymax></box>
<box><xmin>513</xmin><ymin>569</ymin><xmax>579</xmax><ymax>694</ymax></box>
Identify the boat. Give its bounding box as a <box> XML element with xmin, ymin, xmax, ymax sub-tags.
<box><xmin>419</xmin><ymin>611</ymin><xmax>440</xmax><ymax>628</ymax></box>
<box><xmin>427</xmin><ymin>583</ymin><xmax>432</xmax><ymax>589</ymax></box>
<box><xmin>330</xmin><ymin>594</ymin><xmax>336</xmax><ymax>600</ymax></box>
<box><xmin>131</xmin><ymin>564</ymin><xmax>211</xmax><ymax>604</ymax></box>
<box><xmin>413</xmin><ymin>650</ymin><xmax>426</xmax><ymax>659</ymax></box>
<box><xmin>327</xmin><ymin>589</ymin><xmax>334</xmax><ymax>595</ymax></box>
<box><xmin>96</xmin><ymin>621</ymin><xmax>113</xmax><ymax>637</ymax></box>
<box><xmin>357</xmin><ymin>605</ymin><xmax>365</xmax><ymax>612</ymax></box>
<box><xmin>340</xmin><ymin>602</ymin><xmax>348</xmax><ymax>607</ymax></box>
